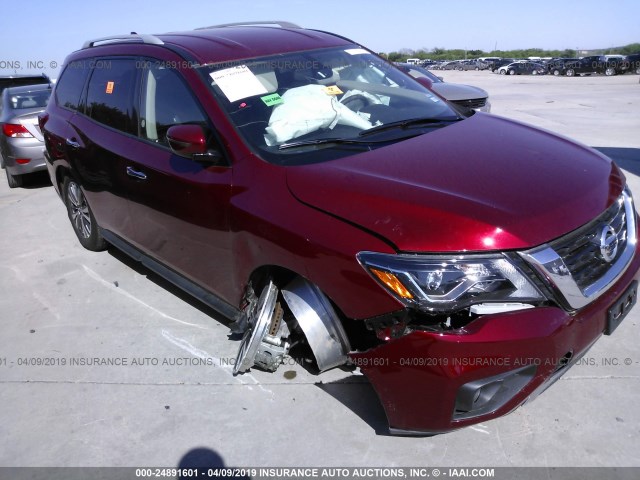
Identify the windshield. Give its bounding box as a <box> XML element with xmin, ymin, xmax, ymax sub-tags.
<box><xmin>202</xmin><ymin>46</ymin><xmax>463</xmax><ymax>164</ymax></box>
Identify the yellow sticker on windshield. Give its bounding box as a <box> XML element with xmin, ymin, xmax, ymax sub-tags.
<box><xmin>324</xmin><ymin>85</ymin><xmax>343</xmax><ymax>95</ymax></box>
<box><xmin>105</xmin><ymin>81</ymin><xmax>114</xmax><ymax>94</ymax></box>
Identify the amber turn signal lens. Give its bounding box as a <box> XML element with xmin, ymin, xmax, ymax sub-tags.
<box><xmin>370</xmin><ymin>268</ymin><xmax>414</xmax><ymax>299</ymax></box>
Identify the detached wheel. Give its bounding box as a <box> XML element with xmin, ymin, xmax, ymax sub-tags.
<box><xmin>63</xmin><ymin>177</ymin><xmax>107</xmax><ymax>251</ymax></box>
<box><xmin>5</xmin><ymin>169</ymin><xmax>23</xmax><ymax>188</ymax></box>
<box><xmin>566</xmin><ymin>69</ymin><xmax>575</xmax><ymax>77</ymax></box>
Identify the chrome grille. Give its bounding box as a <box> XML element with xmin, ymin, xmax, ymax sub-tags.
<box><xmin>520</xmin><ymin>190</ymin><xmax>637</xmax><ymax>310</ymax></box>
<box><xmin>450</xmin><ymin>98</ymin><xmax>486</xmax><ymax>109</ymax></box>
<box><xmin>550</xmin><ymin>198</ymin><xmax>627</xmax><ymax>291</ymax></box>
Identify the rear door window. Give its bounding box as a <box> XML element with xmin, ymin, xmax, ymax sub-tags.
<box><xmin>55</xmin><ymin>61</ymin><xmax>89</xmax><ymax>111</ymax></box>
<box><xmin>86</xmin><ymin>58</ymin><xmax>138</xmax><ymax>135</ymax></box>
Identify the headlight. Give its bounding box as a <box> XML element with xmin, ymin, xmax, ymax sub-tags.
<box><xmin>357</xmin><ymin>252</ymin><xmax>544</xmax><ymax>314</ymax></box>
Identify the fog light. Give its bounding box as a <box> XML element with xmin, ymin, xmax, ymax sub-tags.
<box><xmin>453</xmin><ymin>364</ymin><xmax>536</xmax><ymax>420</ymax></box>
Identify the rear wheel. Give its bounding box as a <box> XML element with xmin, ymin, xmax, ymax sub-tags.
<box><xmin>566</xmin><ymin>69</ymin><xmax>575</xmax><ymax>77</ymax></box>
<box><xmin>553</xmin><ymin>69</ymin><xmax>561</xmax><ymax>76</ymax></box>
<box><xmin>532</xmin><ymin>70</ymin><xmax>538</xmax><ymax>75</ymax></box>
<box><xmin>499</xmin><ymin>69</ymin><xmax>506</xmax><ymax>75</ymax></box>
<box><xmin>5</xmin><ymin>169</ymin><xmax>23</xmax><ymax>188</ymax></box>
<box><xmin>509</xmin><ymin>69</ymin><xmax>516</xmax><ymax>75</ymax></box>
<box><xmin>63</xmin><ymin>176</ymin><xmax>107</xmax><ymax>251</ymax></box>
<box><xmin>605</xmin><ymin>67</ymin><xmax>616</xmax><ymax>76</ymax></box>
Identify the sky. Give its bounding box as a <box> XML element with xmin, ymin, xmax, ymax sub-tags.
<box><xmin>1</xmin><ymin>0</ymin><xmax>639</xmax><ymax>78</ymax></box>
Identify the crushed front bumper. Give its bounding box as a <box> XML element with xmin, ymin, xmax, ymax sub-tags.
<box><xmin>350</xmin><ymin>240</ymin><xmax>640</xmax><ymax>435</ymax></box>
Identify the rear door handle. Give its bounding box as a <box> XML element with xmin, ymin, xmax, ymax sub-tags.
<box><xmin>126</xmin><ymin>166</ymin><xmax>147</xmax><ymax>180</ymax></box>
<box><xmin>65</xmin><ymin>138</ymin><xmax>80</xmax><ymax>149</ymax></box>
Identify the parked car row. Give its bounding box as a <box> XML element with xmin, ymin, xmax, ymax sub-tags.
<box><xmin>429</xmin><ymin>59</ymin><xmax>489</xmax><ymax>71</ymax></box>
<box><xmin>547</xmin><ymin>55</ymin><xmax>640</xmax><ymax>76</ymax></box>
<box><xmin>420</xmin><ymin>54</ymin><xmax>640</xmax><ymax>77</ymax></box>
<box><xmin>0</xmin><ymin>74</ymin><xmax>52</xmax><ymax>187</ymax></box>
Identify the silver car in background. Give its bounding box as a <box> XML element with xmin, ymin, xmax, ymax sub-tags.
<box><xmin>396</xmin><ymin>63</ymin><xmax>491</xmax><ymax>113</ymax></box>
<box><xmin>0</xmin><ymin>84</ymin><xmax>51</xmax><ymax>187</ymax></box>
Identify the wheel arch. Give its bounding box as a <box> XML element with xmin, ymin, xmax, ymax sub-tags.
<box><xmin>243</xmin><ymin>264</ymin><xmax>378</xmax><ymax>361</ymax></box>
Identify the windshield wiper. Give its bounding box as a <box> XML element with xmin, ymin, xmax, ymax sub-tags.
<box><xmin>278</xmin><ymin>137</ymin><xmax>377</xmax><ymax>151</ymax></box>
<box><xmin>359</xmin><ymin>116</ymin><xmax>462</xmax><ymax>137</ymax></box>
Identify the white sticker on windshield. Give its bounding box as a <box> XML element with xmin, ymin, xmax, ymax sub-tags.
<box><xmin>209</xmin><ymin>65</ymin><xmax>268</xmax><ymax>102</ymax></box>
<box><xmin>345</xmin><ymin>48</ymin><xmax>369</xmax><ymax>55</ymax></box>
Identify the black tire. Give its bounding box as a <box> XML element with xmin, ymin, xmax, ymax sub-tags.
<box><xmin>566</xmin><ymin>69</ymin><xmax>575</xmax><ymax>77</ymax></box>
<box><xmin>509</xmin><ymin>69</ymin><xmax>516</xmax><ymax>75</ymax></box>
<box><xmin>6</xmin><ymin>169</ymin><xmax>23</xmax><ymax>188</ymax></box>
<box><xmin>532</xmin><ymin>70</ymin><xmax>538</xmax><ymax>75</ymax></box>
<box><xmin>605</xmin><ymin>67</ymin><xmax>616</xmax><ymax>76</ymax></box>
<box><xmin>63</xmin><ymin>176</ymin><xmax>107</xmax><ymax>251</ymax></box>
<box><xmin>499</xmin><ymin>69</ymin><xmax>506</xmax><ymax>75</ymax></box>
<box><xmin>553</xmin><ymin>69</ymin><xmax>561</xmax><ymax>76</ymax></box>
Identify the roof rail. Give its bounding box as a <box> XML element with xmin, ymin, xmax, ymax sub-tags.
<box><xmin>195</xmin><ymin>20</ymin><xmax>301</xmax><ymax>31</ymax></box>
<box><xmin>82</xmin><ymin>33</ymin><xmax>164</xmax><ymax>49</ymax></box>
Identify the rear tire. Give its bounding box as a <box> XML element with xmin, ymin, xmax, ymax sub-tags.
<box><xmin>500</xmin><ymin>69</ymin><xmax>506</xmax><ymax>75</ymax></box>
<box><xmin>6</xmin><ymin>169</ymin><xmax>23</xmax><ymax>188</ymax></box>
<box><xmin>63</xmin><ymin>176</ymin><xmax>107</xmax><ymax>251</ymax></box>
<box><xmin>553</xmin><ymin>69</ymin><xmax>561</xmax><ymax>76</ymax></box>
<box><xmin>566</xmin><ymin>69</ymin><xmax>575</xmax><ymax>77</ymax></box>
<box><xmin>509</xmin><ymin>69</ymin><xmax>516</xmax><ymax>75</ymax></box>
<box><xmin>605</xmin><ymin>67</ymin><xmax>616</xmax><ymax>76</ymax></box>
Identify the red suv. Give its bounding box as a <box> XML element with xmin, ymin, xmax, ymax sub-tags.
<box><xmin>41</xmin><ymin>22</ymin><xmax>639</xmax><ymax>435</ymax></box>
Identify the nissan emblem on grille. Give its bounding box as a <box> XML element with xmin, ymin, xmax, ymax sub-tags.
<box><xmin>599</xmin><ymin>225</ymin><xmax>619</xmax><ymax>263</ymax></box>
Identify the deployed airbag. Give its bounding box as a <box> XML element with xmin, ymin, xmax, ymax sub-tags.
<box><xmin>264</xmin><ymin>85</ymin><xmax>372</xmax><ymax>145</ymax></box>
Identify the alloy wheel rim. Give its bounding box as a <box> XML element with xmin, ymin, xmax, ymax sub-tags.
<box><xmin>68</xmin><ymin>182</ymin><xmax>92</xmax><ymax>238</ymax></box>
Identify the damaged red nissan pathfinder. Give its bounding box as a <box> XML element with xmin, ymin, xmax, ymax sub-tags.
<box><xmin>41</xmin><ymin>21</ymin><xmax>639</xmax><ymax>435</ymax></box>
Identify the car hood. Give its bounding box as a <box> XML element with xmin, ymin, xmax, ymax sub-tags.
<box><xmin>286</xmin><ymin>113</ymin><xmax>624</xmax><ymax>252</ymax></box>
<box><xmin>430</xmin><ymin>83</ymin><xmax>488</xmax><ymax>101</ymax></box>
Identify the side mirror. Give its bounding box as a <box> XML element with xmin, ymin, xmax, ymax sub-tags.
<box><xmin>415</xmin><ymin>77</ymin><xmax>433</xmax><ymax>89</ymax></box>
<box><xmin>166</xmin><ymin>125</ymin><xmax>207</xmax><ymax>157</ymax></box>
<box><xmin>166</xmin><ymin>124</ymin><xmax>225</xmax><ymax>166</ymax></box>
